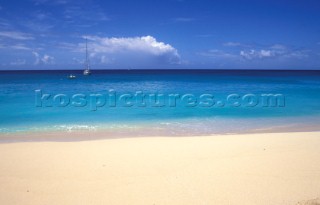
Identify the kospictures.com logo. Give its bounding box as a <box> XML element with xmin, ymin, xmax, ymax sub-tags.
<box><xmin>35</xmin><ymin>89</ymin><xmax>285</xmax><ymax>111</ymax></box>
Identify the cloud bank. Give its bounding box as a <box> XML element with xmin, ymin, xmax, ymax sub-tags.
<box><xmin>198</xmin><ymin>43</ymin><xmax>314</xmax><ymax>69</ymax></box>
<box><xmin>201</xmin><ymin>43</ymin><xmax>309</xmax><ymax>61</ymax></box>
<box><xmin>81</xmin><ymin>35</ymin><xmax>180</xmax><ymax>67</ymax></box>
<box><xmin>240</xmin><ymin>49</ymin><xmax>274</xmax><ymax>60</ymax></box>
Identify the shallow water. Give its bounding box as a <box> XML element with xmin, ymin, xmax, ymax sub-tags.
<box><xmin>1</xmin><ymin>69</ymin><xmax>320</xmax><ymax>136</ymax></box>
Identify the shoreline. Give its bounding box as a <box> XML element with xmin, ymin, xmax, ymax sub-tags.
<box><xmin>0</xmin><ymin>125</ymin><xmax>319</xmax><ymax>143</ymax></box>
<box><xmin>0</xmin><ymin>115</ymin><xmax>320</xmax><ymax>143</ymax></box>
<box><xmin>1</xmin><ymin>114</ymin><xmax>320</xmax><ymax>143</ymax></box>
<box><xmin>0</xmin><ymin>131</ymin><xmax>319</xmax><ymax>205</ymax></box>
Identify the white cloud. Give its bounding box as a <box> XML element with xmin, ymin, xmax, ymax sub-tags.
<box><xmin>0</xmin><ymin>31</ymin><xmax>34</xmax><ymax>40</ymax></box>
<box><xmin>42</xmin><ymin>54</ymin><xmax>54</xmax><ymax>64</ymax></box>
<box><xmin>260</xmin><ymin>50</ymin><xmax>272</xmax><ymax>57</ymax></box>
<box><xmin>85</xmin><ymin>35</ymin><xmax>178</xmax><ymax>55</ymax></box>
<box><xmin>239</xmin><ymin>45</ymin><xmax>309</xmax><ymax>60</ymax></box>
<box><xmin>81</xmin><ymin>35</ymin><xmax>180</xmax><ymax>65</ymax></box>
<box><xmin>240</xmin><ymin>49</ymin><xmax>274</xmax><ymax>60</ymax></box>
<box><xmin>240</xmin><ymin>50</ymin><xmax>254</xmax><ymax>60</ymax></box>
<box><xmin>32</xmin><ymin>51</ymin><xmax>40</xmax><ymax>65</ymax></box>
<box><xmin>32</xmin><ymin>51</ymin><xmax>54</xmax><ymax>65</ymax></box>
<box><xmin>201</xmin><ymin>42</ymin><xmax>310</xmax><ymax>63</ymax></box>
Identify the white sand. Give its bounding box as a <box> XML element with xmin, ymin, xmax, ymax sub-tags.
<box><xmin>0</xmin><ymin>132</ymin><xmax>320</xmax><ymax>205</ymax></box>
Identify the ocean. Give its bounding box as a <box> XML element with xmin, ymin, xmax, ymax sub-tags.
<box><xmin>0</xmin><ymin>69</ymin><xmax>320</xmax><ymax>136</ymax></box>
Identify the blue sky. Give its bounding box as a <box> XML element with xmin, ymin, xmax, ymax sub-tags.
<box><xmin>0</xmin><ymin>0</ymin><xmax>320</xmax><ymax>70</ymax></box>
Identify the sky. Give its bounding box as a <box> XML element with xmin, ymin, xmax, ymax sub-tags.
<box><xmin>0</xmin><ymin>0</ymin><xmax>320</xmax><ymax>70</ymax></box>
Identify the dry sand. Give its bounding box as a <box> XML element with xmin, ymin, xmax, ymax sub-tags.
<box><xmin>0</xmin><ymin>132</ymin><xmax>320</xmax><ymax>205</ymax></box>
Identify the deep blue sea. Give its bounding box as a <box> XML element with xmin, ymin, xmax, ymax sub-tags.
<box><xmin>0</xmin><ymin>70</ymin><xmax>320</xmax><ymax>136</ymax></box>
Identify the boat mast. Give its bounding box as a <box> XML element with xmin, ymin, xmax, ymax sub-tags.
<box><xmin>85</xmin><ymin>37</ymin><xmax>89</xmax><ymax>70</ymax></box>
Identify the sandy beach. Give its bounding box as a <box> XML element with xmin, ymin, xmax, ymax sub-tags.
<box><xmin>0</xmin><ymin>132</ymin><xmax>319</xmax><ymax>205</ymax></box>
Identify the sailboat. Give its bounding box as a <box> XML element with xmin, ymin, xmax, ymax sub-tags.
<box><xmin>83</xmin><ymin>37</ymin><xmax>91</xmax><ymax>75</ymax></box>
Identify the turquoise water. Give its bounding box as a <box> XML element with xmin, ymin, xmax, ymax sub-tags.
<box><xmin>0</xmin><ymin>70</ymin><xmax>320</xmax><ymax>135</ymax></box>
